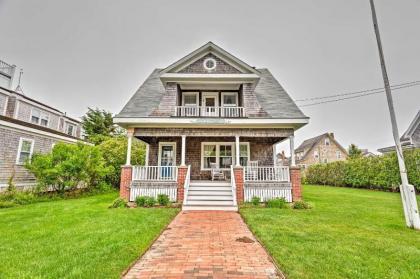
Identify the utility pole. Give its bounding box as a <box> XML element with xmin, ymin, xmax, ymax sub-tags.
<box><xmin>369</xmin><ymin>0</ymin><xmax>420</xmax><ymax>229</ymax></box>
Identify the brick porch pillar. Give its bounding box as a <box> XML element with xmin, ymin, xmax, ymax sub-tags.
<box><xmin>290</xmin><ymin>166</ymin><xmax>302</xmax><ymax>201</ymax></box>
<box><xmin>233</xmin><ymin>167</ymin><xmax>244</xmax><ymax>204</ymax></box>
<box><xmin>177</xmin><ymin>166</ymin><xmax>188</xmax><ymax>203</ymax></box>
<box><xmin>120</xmin><ymin>165</ymin><xmax>132</xmax><ymax>201</ymax></box>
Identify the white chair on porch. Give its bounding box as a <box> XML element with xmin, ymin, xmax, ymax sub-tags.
<box><xmin>210</xmin><ymin>163</ymin><xmax>225</xmax><ymax>181</ymax></box>
<box><xmin>247</xmin><ymin>160</ymin><xmax>259</xmax><ymax>180</ymax></box>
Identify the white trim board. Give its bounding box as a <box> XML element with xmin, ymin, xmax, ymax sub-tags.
<box><xmin>158</xmin><ymin>142</ymin><xmax>177</xmax><ymax>167</ymax></box>
<box><xmin>0</xmin><ymin>119</ymin><xmax>82</xmax><ymax>143</ymax></box>
<box><xmin>16</xmin><ymin>137</ymin><xmax>35</xmax><ymax>165</ymax></box>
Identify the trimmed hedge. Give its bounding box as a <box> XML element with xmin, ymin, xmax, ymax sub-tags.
<box><xmin>305</xmin><ymin>149</ymin><xmax>420</xmax><ymax>192</ymax></box>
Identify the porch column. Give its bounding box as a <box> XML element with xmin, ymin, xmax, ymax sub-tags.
<box><xmin>290</xmin><ymin>135</ymin><xmax>295</xmax><ymax>167</ymax></box>
<box><xmin>145</xmin><ymin>143</ymin><xmax>149</xmax><ymax>166</ymax></box>
<box><xmin>235</xmin><ymin>135</ymin><xmax>240</xmax><ymax>167</ymax></box>
<box><xmin>126</xmin><ymin>128</ymin><xmax>134</xmax><ymax>166</ymax></box>
<box><xmin>181</xmin><ymin>135</ymin><xmax>186</xmax><ymax>166</ymax></box>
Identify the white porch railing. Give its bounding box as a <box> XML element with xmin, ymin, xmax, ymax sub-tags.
<box><xmin>244</xmin><ymin>166</ymin><xmax>290</xmax><ymax>182</ymax></box>
<box><xmin>173</xmin><ymin>106</ymin><xmax>246</xmax><ymax>118</ymax></box>
<box><xmin>183</xmin><ymin>165</ymin><xmax>191</xmax><ymax>205</ymax></box>
<box><xmin>230</xmin><ymin>165</ymin><xmax>237</xmax><ymax>206</ymax></box>
<box><xmin>132</xmin><ymin>166</ymin><xmax>178</xmax><ymax>181</ymax></box>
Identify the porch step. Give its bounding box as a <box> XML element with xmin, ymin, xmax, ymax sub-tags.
<box><xmin>187</xmin><ymin>195</ymin><xmax>233</xmax><ymax>201</ymax></box>
<box><xmin>189</xmin><ymin>181</ymin><xmax>230</xmax><ymax>187</ymax></box>
<box><xmin>188</xmin><ymin>190</ymin><xmax>232</xmax><ymax>196</ymax></box>
<box><xmin>186</xmin><ymin>200</ymin><xmax>234</xmax><ymax>206</ymax></box>
<box><xmin>182</xmin><ymin>205</ymin><xmax>238</xmax><ymax>211</ymax></box>
<box><xmin>189</xmin><ymin>186</ymin><xmax>232</xmax><ymax>191</ymax></box>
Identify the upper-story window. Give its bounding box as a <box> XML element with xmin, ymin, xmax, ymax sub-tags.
<box><xmin>313</xmin><ymin>150</ymin><xmax>319</xmax><ymax>159</ymax></box>
<box><xmin>221</xmin><ymin>92</ymin><xmax>238</xmax><ymax>107</ymax></box>
<box><xmin>31</xmin><ymin>108</ymin><xmax>49</xmax><ymax>127</ymax></box>
<box><xmin>336</xmin><ymin>151</ymin><xmax>342</xmax><ymax>159</ymax></box>
<box><xmin>182</xmin><ymin>92</ymin><xmax>199</xmax><ymax>106</ymax></box>
<box><xmin>16</xmin><ymin>138</ymin><xmax>34</xmax><ymax>165</ymax></box>
<box><xmin>66</xmin><ymin>123</ymin><xmax>75</xmax><ymax>136</ymax></box>
<box><xmin>325</xmin><ymin>138</ymin><xmax>330</xmax><ymax>146</ymax></box>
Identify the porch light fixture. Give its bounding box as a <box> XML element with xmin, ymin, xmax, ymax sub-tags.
<box><xmin>203</xmin><ymin>58</ymin><xmax>217</xmax><ymax>71</ymax></box>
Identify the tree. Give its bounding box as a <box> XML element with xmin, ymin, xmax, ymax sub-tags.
<box><xmin>81</xmin><ymin>108</ymin><xmax>119</xmax><ymax>144</ymax></box>
<box><xmin>98</xmin><ymin>136</ymin><xmax>146</xmax><ymax>187</ymax></box>
<box><xmin>348</xmin><ymin>144</ymin><xmax>363</xmax><ymax>159</ymax></box>
<box><xmin>26</xmin><ymin>143</ymin><xmax>112</xmax><ymax>192</ymax></box>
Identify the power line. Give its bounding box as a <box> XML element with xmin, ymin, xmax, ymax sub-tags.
<box><xmin>298</xmin><ymin>82</ymin><xmax>419</xmax><ymax>107</ymax></box>
<box><xmin>294</xmin><ymin>80</ymin><xmax>420</xmax><ymax>102</ymax></box>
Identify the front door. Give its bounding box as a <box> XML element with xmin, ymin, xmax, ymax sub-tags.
<box><xmin>202</xmin><ymin>92</ymin><xmax>219</xmax><ymax>117</ymax></box>
<box><xmin>159</xmin><ymin>142</ymin><xmax>176</xmax><ymax>178</ymax></box>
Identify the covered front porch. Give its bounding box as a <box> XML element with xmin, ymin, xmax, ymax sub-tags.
<box><xmin>120</xmin><ymin>127</ymin><xmax>301</xmax><ymax>208</ymax></box>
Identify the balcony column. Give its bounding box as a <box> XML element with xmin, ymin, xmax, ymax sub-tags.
<box><xmin>145</xmin><ymin>143</ymin><xmax>149</xmax><ymax>166</ymax></box>
<box><xmin>290</xmin><ymin>135</ymin><xmax>295</xmax><ymax>167</ymax></box>
<box><xmin>235</xmin><ymin>135</ymin><xmax>240</xmax><ymax>167</ymax></box>
<box><xmin>126</xmin><ymin>128</ymin><xmax>134</xmax><ymax>166</ymax></box>
<box><xmin>181</xmin><ymin>135</ymin><xmax>186</xmax><ymax>166</ymax></box>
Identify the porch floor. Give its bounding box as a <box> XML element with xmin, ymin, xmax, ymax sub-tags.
<box><xmin>123</xmin><ymin>211</ymin><xmax>283</xmax><ymax>279</ymax></box>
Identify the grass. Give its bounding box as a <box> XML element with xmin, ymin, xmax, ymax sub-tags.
<box><xmin>241</xmin><ymin>185</ymin><xmax>420</xmax><ymax>279</ymax></box>
<box><xmin>0</xmin><ymin>192</ymin><xmax>179</xmax><ymax>279</ymax></box>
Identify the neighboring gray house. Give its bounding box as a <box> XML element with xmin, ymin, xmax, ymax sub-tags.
<box><xmin>378</xmin><ymin>110</ymin><xmax>420</xmax><ymax>154</ymax></box>
<box><xmin>114</xmin><ymin>42</ymin><xmax>309</xmax><ymax>210</ymax></box>
<box><xmin>0</xmin><ymin>59</ymin><xmax>83</xmax><ymax>190</ymax></box>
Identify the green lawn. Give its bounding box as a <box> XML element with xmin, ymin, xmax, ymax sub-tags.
<box><xmin>0</xmin><ymin>192</ymin><xmax>179</xmax><ymax>279</ymax></box>
<box><xmin>241</xmin><ymin>185</ymin><xmax>420</xmax><ymax>279</ymax></box>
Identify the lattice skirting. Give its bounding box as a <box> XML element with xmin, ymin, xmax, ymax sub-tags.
<box><xmin>244</xmin><ymin>186</ymin><xmax>292</xmax><ymax>202</ymax></box>
<box><xmin>130</xmin><ymin>184</ymin><xmax>177</xmax><ymax>202</ymax></box>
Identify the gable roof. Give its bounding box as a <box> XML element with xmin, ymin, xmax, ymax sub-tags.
<box><xmin>401</xmin><ymin>110</ymin><xmax>420</xmax><ymax>143</ymax></box>
<box><xmin>116</xmin><ymin>68</ymin><xmax>308</xmax><ymax>119</ymax></box>
<box><xmin>160</xmin><ymin>42</ymin><xmax>260</xmax><ymax>75</ymax></box>
<box><xmin>295</xmin><ymin>133</ymin><xmax>348</xmax><ymax>160</ymax></box>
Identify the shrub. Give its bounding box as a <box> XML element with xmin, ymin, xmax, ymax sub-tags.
<box><xmin>0</xmin><ymin>201</ymin><xmax>15</xmax><ymax>208</ymax></box>
<box><xmin>251</xmin><ymin>196</ymin><xmax>261</xmax><ymax>206</ymax></box>
<box><xmin>25</xmin><ymin>143</ymin><xmax>112</xmax><ymax>193</ymax></box>
<box><xmin>98</xmin><ymin>136</ymin><xmax>146</xmax><ymax>187</ymax></box>
<box><xmin>157</xmin><ymin>194</ymin><xmax>170</xmax><ymax>206</ymax></box>
<box><xmin>109</xmin><ymin>197</ymin><xmax>128</xmax><ymax>208</ymax></box>
<box><xmin>292</xmin><ymin>200</ymin><xmax>311</xmax><ymax>210</ymax></box>
<box><xmin>305</xmin><ymin>149</ymin><xmax>420</xmax><ymax>192</ymax></box>
<box><xmin>135</xmin><ymin>196</ymin><xmax>148</xmax><ymax>207</ymax></box>
<box><xmin>266</xmin><ymin>197</ymin><xmax>287</xmax><ymax>208</ymax></box>
<box><xmin>145</xmin><ymin>196</ymin><xmax>156</xmax><ymax>207</ymax></box>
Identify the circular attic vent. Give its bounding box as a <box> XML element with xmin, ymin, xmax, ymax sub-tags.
<box><xmin>203</xmin><ymin>58</ymin><xmax>217</xmax><ymax>71</ymax></box>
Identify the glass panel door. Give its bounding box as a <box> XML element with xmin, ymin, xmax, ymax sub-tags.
<box><xmin>202</xmin><ymin>92</ymin><xmax>218</xmax><ymax>117</ymax></box>
<box><xmin>159</xmin><ymin>143</ymin><xmax>176</xmax><ymax>178</ymax></box>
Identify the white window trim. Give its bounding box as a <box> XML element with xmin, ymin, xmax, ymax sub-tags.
<box><xmin>181</xmin><ymin>92</ymin><xmax>199</xmax><ymax>106</ymax></box>
<box><xmin>203</xmin><ymin>57</ymin><xmax>217</xmax><ymax>71</ymax></box>
<box><xmin>221</xmin><ymin>92</ymin><xmax>238</xmax><ymax>107</ymax></box>
<box><xmin>314</xmin><ymin>150</ymin><xmax>319</xmax><ymax>158</ymax></box>
<box><xmin>200</xmin><ymin>141</ymin><xmax>250</xmax><ymax>171</ymax></box>
<box><xmin>30</xmin><ymin>107</ymin><xmax>50</xmax><ymax>127</ymax></box>
<box><xmin>16</xmin><ymin>137</ymin><xmax>35</xmax><ymax>165</ymax></box>
<box><xmin>66</xmin><ymin>122</ymin><xmax>76</xmax><ymax>136</ymax></box>
<box><xmin>325</xmin><ymin>138</ymin><xmax>330</xmax><ymax>146</ymax></box>
<box><xmin>158</xmin><ymin>142</ymin><xmax>177</xmax><ymax>166</ymax></box>
<box><xmin>336</xmin><ymin>150</ymin><xmax>342</xmax><ymax>159</ymax></box>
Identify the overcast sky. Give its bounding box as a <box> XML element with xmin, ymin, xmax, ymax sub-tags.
<box><xmin>0</xmin><ymin>0</ymin><xmax>419</xmax><ymax>154</ymax></box>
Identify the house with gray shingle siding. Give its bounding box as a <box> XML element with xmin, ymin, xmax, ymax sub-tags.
<box><xmin>0</xmin><ymin>59</ymin><xmax>84</xmax><ymax>190</ymax></box>
<box><xmin>114</xmin><ymin>42</ymin><xmax>309</xmax><ymax>210</ymax></box>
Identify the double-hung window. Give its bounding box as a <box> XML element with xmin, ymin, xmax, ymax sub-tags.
<box><xmin>221</xmin><ymin>92</ymin><xmax>239</xmax><ymax>117</ymax></box>
<box><xmin>201</xmin><ymin>142</ymin><xmax>249</xmax><ymax>170</ymax></box>
<box><xmin>31</xmin><ymin>108</ymin><xmax>49</xmax><ymax>127</ymax></box>
<box><xmin>16</xmin><ymin>138</ymin><xmax>34</xmax><ymax>165</ymax></box>
<box><xmin>66</xmin><ymin>123</ymin><xmax>75</xmax><ymax>136</ymax></box>
<box><xmin>181</xmin><ymin>92</ymin><xmax>199</xmax><ymax>116</ymax></box>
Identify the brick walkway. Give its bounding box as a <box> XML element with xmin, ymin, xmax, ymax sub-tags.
<box><xmin>123</xmin><ymin>211</ymin><xmax>282</xmax><ymax>279</ymax></box>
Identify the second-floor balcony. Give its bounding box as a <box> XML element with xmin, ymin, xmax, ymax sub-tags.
<box><xmin>173</xmin><ymin>106</ymin><xmax>246</xmax><ymax>118</ymax></box>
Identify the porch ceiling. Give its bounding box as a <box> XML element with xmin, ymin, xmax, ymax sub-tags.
<box><xmin>134</xmin><ymin>127</ymin><xmax>293</xmax><ymax>139</ymax></box>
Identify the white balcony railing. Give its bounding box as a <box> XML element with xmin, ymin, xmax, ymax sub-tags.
<box><xmin>174</xmin><ymin>106</ymin><xmax>246</xmax><ymax>118</ymax></box>
<box><xmin>132</xmin><ymin>166</ymin><xmax>178</xmax><ymax>181</ymax></box>
<box><xmin>244</xmin><ymin>166</ymin><xmax>290</xmax><ymax>182</ymax></box>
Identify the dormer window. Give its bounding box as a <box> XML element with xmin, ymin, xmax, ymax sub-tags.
<box><xmin>66</xmin><ymin>123</ymin><xmax>75</xmax><ymax>136</ymax></box>
<box><xmin>221</xmin><ymin>92</ymin><xmax>238</xmax><ymax>107</ymax></box>
<box><xmin>203</xmin><ymin>58</ymin><xmax>217</xmax><ymax>71</ymax></box>
<box><xmin>31</xmin><ymin>108</ymin><xmax>49</xmax><ymax>127</ymax></box>
<box><xmin>325</xmin><ymin>138</ymin><xmax>330</xmax><ymax>146</ymax></box>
